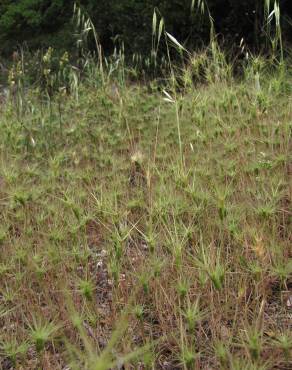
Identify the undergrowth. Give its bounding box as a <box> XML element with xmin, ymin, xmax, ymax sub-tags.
<box><xmin>0</xmin><ymin>4</ymin><xmax>291</xmax><ymax>368</ymax></box>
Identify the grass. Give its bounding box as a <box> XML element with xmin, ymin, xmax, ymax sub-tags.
<box><xmin>0</xmin><ymin>45</ymin><xmax>291</xmax><ymax>370</ymax></box>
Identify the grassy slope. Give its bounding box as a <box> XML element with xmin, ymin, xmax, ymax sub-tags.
<box><xmin>0</xmin><ymin>67</ymin><xmax>291</xmax><ymax>369</ymax></box>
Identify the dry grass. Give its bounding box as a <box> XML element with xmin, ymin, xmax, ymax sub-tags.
<box><xmin>0</xmin><ymin>53</ymin><xmax>291</xmax><ymax>369</ymax></box>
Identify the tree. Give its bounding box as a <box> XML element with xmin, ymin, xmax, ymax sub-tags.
<box><xmin>0</xmin><ymin>0</ymin><xmax>291</xmax><ymax>56</ymax></box>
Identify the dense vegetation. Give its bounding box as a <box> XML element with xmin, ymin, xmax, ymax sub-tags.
<box><xmin>0</xmin><ymin>1</ymin><xmax>291</xmax><ymax>370</ymax></box>
<box><xmin>0</xmin><ymin>0</ymin><xmax>292</xmax><ymax>55</ymax></box>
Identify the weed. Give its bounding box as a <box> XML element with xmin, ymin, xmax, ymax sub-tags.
<box><xmin>0</xmin><ymin>8</ymin><xmax>291</xmax><ymax>367</ymax></box>
<box><xmin>27</xmin><ymin>317</ymin><xmax>60</xmax><ymax>352</ymax></box>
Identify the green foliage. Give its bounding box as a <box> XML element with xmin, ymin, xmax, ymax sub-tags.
<box><xmin>0</xmin><ymin>0</ymin><xmax>73</xmax><ymax>52</ymax></box>
<box><xmin>0</xmin><ymin>0</ymin><xmax>68</xmax><ymax>31</ymax></box>
<box><xmin>0</xmin><ymin>0</ymin><xmax>291</xmax><ymax>55</ymax></box>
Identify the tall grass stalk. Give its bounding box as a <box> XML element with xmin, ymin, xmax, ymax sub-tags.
<box><xmin>73</xmin><ymin>3</ymin><xmax>104</xmax><ymax>84</ymax></box>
